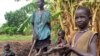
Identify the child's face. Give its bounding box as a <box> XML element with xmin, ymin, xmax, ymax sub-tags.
<box><xmin>58</xmin><ymin>32</ymin><xmax>64</xmax><ymax>39</ymax></box>
<box><xmin>37</xmin><ymin>0</ymin><xmax>44</xmax><ymax>8</ymax></box>
<box><xmin>75</xmin><ymin>9</ymin><xmax>89</xmax><ymax>29</ymax></box>
<box><xmin>4</xmin><ymin>45</ymin><xmax>10</xmax><ymax>51</ymax></box>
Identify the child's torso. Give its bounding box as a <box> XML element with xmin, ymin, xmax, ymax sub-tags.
<box><xmin>73</xmin><ymin>29</ymin><xmax>89</xmax><ymax>47</ymax></box>
<box><xmin>70</xmin><ymin>29</ymin><xmax>96</xmax><ymax>56</ymax></box>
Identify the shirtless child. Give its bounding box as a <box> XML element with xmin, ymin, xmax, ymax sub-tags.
<box><xmin>2</xmin><ymin>43</ymin><xmax>15</xmax><ymax>56</ymax></box>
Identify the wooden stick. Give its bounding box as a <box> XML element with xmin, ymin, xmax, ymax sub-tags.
<box><xmin>28</xmin><ymin>40</ymin><xmax>36</xmax><ymax>56</ymax></box>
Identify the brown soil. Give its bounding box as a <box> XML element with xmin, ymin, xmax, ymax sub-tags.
<box><xmin>0</xmin><ymin>41</ymin><xmax>32</xmax><ymax>56</ymax></box>
<box><xmin>0</xmin><ymin>41</ymin><xmax>99</xmax><ymax>56</ymax></box>
<box><xmin>0</xmin><ymin>41</ymin><xmax>58</xmax><ymax>56</ymax></box>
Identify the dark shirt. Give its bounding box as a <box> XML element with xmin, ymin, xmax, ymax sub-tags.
<box><xmin>2</xmin><ymin>50</ymin><xmax>15</xmax><ymax>56</ymax></box>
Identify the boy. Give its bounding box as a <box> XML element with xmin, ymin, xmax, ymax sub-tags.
<box><xmin>31</xmin><ymin>0</ymin><xmax>51</xmax><ymax>55</ymax></box>
<box><xmin>2</xmin><ymin>43</ymin><xmax>15</xmax><ymax>56</ymax></box>
<box><xmin>67</xmin><ymin>6</ymin><xmax>97</xmax><ymax>56</ymax></box>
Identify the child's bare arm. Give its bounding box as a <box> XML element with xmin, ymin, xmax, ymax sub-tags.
<box><xmin>36</xmin><ymin>46</ymin><xmax>67</xmax><ymax>56</ymax></box>
<box><xmin>41</xmin><ymin>47</ymin><xmax>60</xmax><ymax>55</ymax></box>
<box><xmin>41</xmin><ymin>45</ymin><xmax>70</xmax><ymax>55</ymax></box>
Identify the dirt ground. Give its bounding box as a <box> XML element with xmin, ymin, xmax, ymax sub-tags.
<box><xmin>0</xmin><ymin>41</ymin><xmax>100</xmax><ymax>56</ymax></box>
<box><xmin>0</xmin><ymin>41</ymin><xmax>31</xmax><ymax>56</ymax></box>
<box><xmin>0</xmin><ymin>41</ymin><xmax>59</xmax><ymax>56</ymax></box>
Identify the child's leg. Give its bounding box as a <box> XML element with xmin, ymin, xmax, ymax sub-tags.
<box><xmin>43</xmin><ymin>47</ymin><xmax>48</xmax><ymax>52</ymax></box>
<box><xmin>35</xmin><ymin>48</ymin><xmax>42</xmax><ymax>56</ymax></box>
<box><xmin>36</xmin><ymin>48</ymin><xmax>39</xmax><ymax>53</ymax></box>
<box><xmin>42</xmin><ymin>47</ymin><xmax>48</xmax><ymax>56</ymax></box>
<box><xmin>35</xmin><ymin>47</ymin><xmax>48</xmax><ymax>56</ymax></box>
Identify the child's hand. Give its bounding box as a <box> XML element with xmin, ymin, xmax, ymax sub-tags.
<box><xmin>35</xmin><ymin>53</ymin><xmax>40</xmax><ymax>56</ymax></box>
<box><xmin>57</xmin><ymin>43</ymin><xmax>64</xmax><ymax>47</ymax></box>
